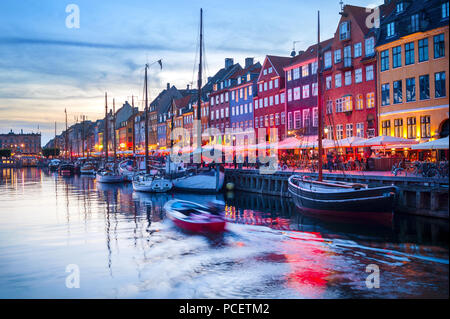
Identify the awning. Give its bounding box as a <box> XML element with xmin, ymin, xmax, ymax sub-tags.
<box><xmin>411</xmin><ymin>136</ymin><xmax>449</xmax><ymax>150</ymax></box>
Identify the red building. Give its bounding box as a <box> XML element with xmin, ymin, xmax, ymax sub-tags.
<box><xmin>254</xmin><ymin>55</ymin><xmax>291</xmax><ymax>143</ymax></box>
<box><xmin>322</xmin><ymin>5</ymin><xmax>379</xmax><ymax>141</ymax></box>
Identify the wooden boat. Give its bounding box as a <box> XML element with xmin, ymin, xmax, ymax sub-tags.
<box><xmin>288</xmin><ymin>175</ymin><xmax>398</xmax><ymax>221</ymax></box>
<box><xmin>132</xmin><ymin>172</ymin><xmax>173</xmax><ymax>193</ymax></box>
<box><xmin>59</xmin><ymin>163</ymin><xmax>75</xmax><ymax>176</ymax></box>
<box><xmin>288</xmin><ymin>12</ymin><xmax>398</xmax><ymax>222</ymax></box>
<box><xmin>118</xmin><ymin>159</ymin><xmax>136</xmax><ymax>181</ymax></box>
<box><xmin>171</xmin><ymin>166</ymin><xmax>225</xmax><ymax>193</ymax></box>
<box><xmin>164</xmin><ymin>199</ymin><xmax>226</xmax><ymax>233</ymax></box>
<box><xmin>96</xmin><ymin>168</ymin><xmax>125</xmax><ymax>183</ymax></box>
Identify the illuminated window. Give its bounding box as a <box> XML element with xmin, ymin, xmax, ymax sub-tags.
<box><xmin>382</xmin><ymin>120</ymin><xmax>391</xmax><ymax>136</ymax></box>
<box><xmin>407</xmin><ymin>117</ymin><xmax>416</xmax><ymax>139</ymax></box>
<box><xmin>356</xmin><ymin>94</ymin><xmax>363</xmax><ymax>110</ymax></box>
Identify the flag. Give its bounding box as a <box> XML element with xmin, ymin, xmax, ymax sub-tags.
<box><xmin>157</xmin><ymin>59</ymin><xmax>163</xmax><ymax>70</ymax></box>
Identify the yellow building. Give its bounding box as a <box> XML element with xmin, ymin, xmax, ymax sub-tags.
<box><xmin>376</xmin><ymin>0</ymin><xmax>449</xmax><ymax>141</ymax></box>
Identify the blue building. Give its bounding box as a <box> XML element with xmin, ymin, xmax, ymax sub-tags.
<box><xmin>229</xmin><ymin>58</ymin><xmax>261</xmax><ymax>132</ymax></box>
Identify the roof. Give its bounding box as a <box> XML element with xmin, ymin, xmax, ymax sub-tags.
<box><xmin>286</xmin><ymin>38</ymin><xmax>334</xmax><ymax>68</ymax></box>
<box><xmin>266</xmin><ymin>55</ymin><xmax>292</xmax><ymax>77</ymax></box>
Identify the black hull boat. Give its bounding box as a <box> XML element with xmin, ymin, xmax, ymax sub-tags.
<box><xmin>288</xmin><ymin>175</ymin><xmax>398</xmax><ymax>224</ymax></box>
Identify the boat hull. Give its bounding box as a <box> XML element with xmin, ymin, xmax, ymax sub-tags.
<box><xmin>80</xmin><ymin>169</ymin><xmax>96</xmax><ymax>175</ymax></box>
<box><xmin>96</xmin><ymin>173</ymin><xmax>125</xmax><ymax>183</ymax></box>
<box><xmin>132</xmin><ymin>179</ymin><xmax>173</xmax><ymax>193</ymax></box>
<box><xmin>288</xmin><ymin>175</ymin><xmax>398</xmax><ymax>222</ymax></box>
<box><xmin>169</xmin><ymin>216</ymin><xmax>226</xmax><ymax>233</ymax></box>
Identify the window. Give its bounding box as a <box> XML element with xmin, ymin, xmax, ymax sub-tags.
<box><xmin>263</xmin><ymin>82</ymin><xmax>267</xmax><ymax>91</ymax></box>
<box><xmin>326</xmin><ymin>76</ymin><xmax>332</xmax><ymax>89</ymax></box>
<box><xmin>225</xmin><ymin>107</ymin><xmax>229</xmax><ymax>117</ymax></box>
<box><xmin>434</xmin><ymin>34</ymin><xmax>445</xmax><ymax>58</ymax></box>
<box><xmin>393</xmin><ymin>80</ymin><xmax>403</xmax><ymax>104</ymax></box>
<box><xmin>220</xmin><ymin>94</ymin><xmax>224</xmax><ymax>103</ymax></box>
<box><xmin>346</xmin><ymin>123</ymin><xmax>353</xmax><ymax>138</ymax></box>
<box><xmin>411</xmin><ymin>14</ymin><xmax>419</xmax><ymax>33</ymax></box>
<box><xmin>407</xmin><ymin>117</ymin><xmax>416</xmax><ymax>139</ymax></box>
<box><xmin>326</xmin><ymin>100</ymin><xmax>333</xmax><ymax>114</ymax></box>
<box><xmin>355</xmin><ymin>68</ymin><xmax>362</xmax><ymax>83</ymax></box>
<box><xmin>288</xmin><ymin>112</ymin><xmax>293</xmax><ymax>129</ymax></box>
<box><xmin>381</xmin><ymin>83</ymin><xmax>390</xmax><ymax>106</ymax></box>
<box><xmin>393</xmin><ymin>46</ymin><xmax>402</xmax><ymax>68</ymax></box>
<box><xmin>293</xmin><ymin>87</ymin><xmax>301</xmax><ymax>100</ymax></box>
<box><xmin>265</xmin><ymin>115</ymin><xmax>269</xmax><ymax>127</ymax></box>
<box><xmin>269</xmin><ymin>96</ymin><xmax>273</xmax><ymax>106</ymax></box>
<box><xmin>274</xmin><ymin>78</ymin><xmax>279</xmax><ymax>88</ymax></box>
<box><xmin>406</xmin><ymin>77</ymin><xmax>416</xmax><ymax>102</ymax></box>
<box><xmin>255</xmin><ymin>99</ymin><xmax>258</xmax><ymax>109</ymax></box>
<box><xmin>394</xmin><ymin>119</ymin><xmax>403</xmax><ymax>137</ymax></box>
<box><xmin>260</xmin><ymin>116</ymin><xmax>264</xmax><ymax>127</ymax></box>
<box><xmin>405</xmin><ymin>42</ymin><xmax>414</xmax><ymax>65</ymax></box>
<box><xmin>365</xmin><ymin>37</ymin><xmax>375</xmax><ymax>56</ymax></box>
<box><xmin>311</xmin><ymin>62</ymin><xmax>318</xmax><ymax>74</ymax></box>
<box><xmin>366</xmin><ymin>65</ymin><xmax>374</xmax><ymax>81</ymax></box>
<box><xmin>324</xmin><ymin>51</ymin><xmax>332</xmax><ymax>68</ymax></box>
<box><xmin>435</xmin><ymin>72</ymin><xmax>446</xmax><ymax>98</ymax></box>
<box><xmin>269</xmin><ymin>80</ymin><xmax>273</xmax><ymax>90</ymax></box>
<box><xmin>211</xmin><ymin>111</ymin><xmax>214</xmax><ymax>120</ymax></box>
<box><xmin>345</xmin><ymin>71</ymin><xmax>352</xmax><ymax>86</ymax></box>
<box><xmin>396</xmin><ymin>2</ymin><xmax>404</xmax><ymax>13</ymax></box>
<box><xmin>268</xmin><ymin>67</ymin><xmax>273</xmax><ymax>73</ymax></box>
<box><xmin>335</xmin><ymin>73</ymin><xmax>342</xmax><ymax>88</ymax></box>
<box><xmin>343</xmin><ymin>46</ymin><xmax>352</xmax><ymax>67</ymax></box>
<box><xmin>275</xmin><ymin>113</ymin><xmax>280</xmax><ymax>126</ymax></box>
<box><xmin>336</xmin><ymin>124</ymin><xmax>344</xmax><ymax>140</ymax></box>
<box><xmin>211</xmin><ymin>97</ymin><xmax>214</xmax><ymax>106</ymax></box>
<box><xmin>303</xmin><ymin>109</ymin><xmax>311</xmax><ymax>128</ymax></box>
<box><xmin>382</xmin><ymin>120</ymin><xmax>391</xmax><ymax>136</ymax></box>
<box><xmin>334</xmin><ymin>49</ymin><xmax>342</xmax><ymax>63</ymax></box>
<box><xmin>335</xmin><ymin>98</ymin><xmax>343</xmax><ymax>113</ymax></box>
<box><xmin>255</xmin><ymin>117</ymin><xmax>259</xmax><ymax>128</ymax></box>
<box><xmin>287</xmin><ymin>70</ymin><xmax>292</xmax><ymax>81</ymax></box>
<box><xmin>275</xmin><ymin>94</ymin><xmax>279</xmax><ymax>105</ymax></box>
<box><xmin>231</xmin><ymin>106</ymin><xmax>235</xmax><ymax>116</ymax></box>
<box><xmin>280</xmin><ymin>93</ymin><xmax>285</xmax><ymax>103</ymax></box>
<box><xmin>420</xmin><ymin>116</ymin><xmax>431</xmax><ymax>138</ymax></box>
<box><xmin>287</xmin><ymin>89</ymin><xmax>292</xmax><ymax>102</ymax></box>
<box><xmin>312</xmin><ymin>83</ymin><xmax>318</xmax><ymax>96</ymax></box>
<box><xmin>327</xmin><ymin>125</ymin><xmax>334</xmax><ymax>139</ymax></box>
<box><xmin>356</xmin><ymin>123</ymin><xmax>364</xmax><ymax>137</ymax></box>
<box><xmin>343</xmin><ymin>95</ymin><xmax>353</xmax><ymax>112</ymax></box>
<box><xmin>281</xmin><ymin>112</ymin><xmax>285</xmax><ymax>125</ymax></box>
<box><xmin>419</xmin><ymin>74</ymin><xmax>430</xmax><ymax>100</ymax></box>
<box><xmin>249</xmin><ymin>102</ymin><xmax>253</xmax><ymax>113</ymax></box>
<box><xmin>293</xmin><ymin>67</ymin><xmax>300</xmax><ymax>80</ymax></box>
<box><xmin>264</xmin><ymin>97</ymin><xmax>268</xmax><ymax>107</ymax></box>
<box><xmin>443</xmin><ymin>2</ymin><xmax>449</xmax><ymax>19</ymax></box>
<box><xmin>418</xmin><ymin>38</ymin><xmax>428</xmax><ymax>62</ymax></box>
<box><xmin>387</xmin><ymin>22</ymin><xmax>395</xmax><ymax>37</ymax></box>
<box><xmin>381</xmin><ymin>49</ymin><xmax>389</xmax><ymax>71</ymax></box>
<box><xmin>302</xmin><ymin>65</ymin><xmax>309</xmax><ymax>77</ymax></box>
<box><xmin>269</xmin><ymin>114</ymin><xmax>274</xmax><ymax>126</ymax></box>
<box><xmin>354</xmin><ymin>42</ymin><xmax>362</xmax><ymax>58</ymax></box>
<box><xmin>294</xmin><ymin>111</ymin><xmax>302</xmax><ymax>129</ymax></box>
<box><xmin>339</xmin><ymin>21</ymin><xmax>350</xmax><ymax>40</ymax></box>
<box><xmin>249</xmin><ymin>86</ymin><xmax>252</xmax><ymax>96</ymax></box>
<box><xmin>313</xmin><ymin>107</ymin><xmax>318</xmax><ymax>127</ymax></box>
<box><xmin>220</xmin><ymin>108</ymin><xmax>224</xmax><ymax>118</ymax></box>
<box><xmin>263</xmin><ymin>69</ymin><xmax>267</xmax><ymax>75</ymax></box>
<box><xmin>356</xmin><ymin>94</ymin><xmax>363</xmax><ymax>110</ymax></box>
<box><xmin>302</xmin><ymin>85</ymin><xmax>310</xmax><ymax>98</ymax></box>
<box><xmin>259</xmin><ymin>83</ymin><xmax>263</xmax><ymax>92</ymax></box>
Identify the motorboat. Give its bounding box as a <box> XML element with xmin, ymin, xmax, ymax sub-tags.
<box><xmin>59</xmin><ymin>163</ymin><xmax>75</xmax><ymax>176</ymax></box>
<box><xmin>118</xmin><ymin>159</ymin><xmax>138</xmax><ymax>181</ymax></box>
<box><xmin>132</xmin><ymin>172</ymin><xmax>173</xmax><ymax>193</ymax></box>
<box><xmin>164</xmin><ymin>199</ymin><xmax>226</xmax><ymax>233</ymax></box>
<box><xmin>48</xmin><ymin>159</ymin><xmax>61</xmax><ymax>171</ymax></box>
<box><xmin>96</xmin><ymin>168</ymin><xmax>125</xmax><ymax>183</ymax></box>
<box><xmin>80</xmin><ymin>162</ymin><xmax>97</xmax><ymax>175</ymax></box>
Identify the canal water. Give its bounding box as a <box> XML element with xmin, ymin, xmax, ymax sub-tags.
<box><xmin>0</xmin><ymin>168</ymin><xmax>448</xmax><ymax>299</ymax></box>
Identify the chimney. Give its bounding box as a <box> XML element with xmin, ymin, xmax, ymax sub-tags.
<box><xmin>187</xmin><ymin>84</ymin><xmax>190</xmax><ymax>90</ymax></box>
<box><xmin>225</xmin><ymin>58</ymin><xmax>234</xmax><ymax>69</ymax></box>
<box><xmin>245</xmin><ymin>57</ymin><xmax>254</xmax><ymax>68</ymax></box>
<box><xmin>167</xmin><ymin>83</ymin><xmax>170</xmax><ymax>90</ymax></box>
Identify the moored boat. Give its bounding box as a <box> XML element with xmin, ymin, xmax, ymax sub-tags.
<box><xmin>48</xmin><ymin>159</ymin><xmax>61</xmax><ymax>171</ymax></box>
<box><xmin>80</xmin><ymin>162</ymin><xmax>96</xmax><ymax>174</ymax></box>
<box><xmin>118</xmin><ymin>159</ymin><xmax>136</xmax><ymax>181</ymax></box>
<box><xmin>96</xmin><ymin>168</ymin><xmax>125</xmax><ymax>183</ymax></box>
<box><xmin>59</xmin><ymin>163</ymin><xmax>75</xmax><ymax>176</ymax></box>
<box><xmin>164</xmin><ymin>199</ymin><xmax>226</xmax><ymax>233</ymax></box>
<box><xmin>132</xmin><ymin>172</ymin><xmax>173</xmax><ymax>193</ymax></box>
<box><xmin>171</xmin><ymin>166</ymin><xmax>225</xmax><ymax>193</ymax></box>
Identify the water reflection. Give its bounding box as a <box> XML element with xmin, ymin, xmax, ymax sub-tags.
<box><xmin>0</xmin><ymin>168</ymin><xmax>448</xmax><ymax>299</ymax></box>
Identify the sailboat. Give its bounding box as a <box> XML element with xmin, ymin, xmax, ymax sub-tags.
<box><xmin>169</xmin><ymin>8</ymin><xmax>225</xmax><ymax>193</ymax></box>
<box><xmin>288</xmin><ymin>12</ymin><xmax>398</xmax><ymax>221</ymax></box>
<box><xmin>132</xmin><ymin>63</ymin><xmax>173</xmax><ymax>193</ymax></box>
<box><xmin>96</xmin><ymin>93</ymin><xmax>125</xmax><ymax>183</ymax></box>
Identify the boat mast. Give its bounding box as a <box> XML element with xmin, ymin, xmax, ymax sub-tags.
<box><xmin>317</xmin><ymin>10</ymin><xmax>323</xmax><ymax>182</ymax></box>
<box><xmin>144</xmin><ymin>65</ymin><xmax>149</xmax><ymax>174</ymax></box>
<box><xmin>104</xmin><ymin>92</ymin><xmax>109</xmax><ymax>163</ymax></box>
<box><xmin>113</xmin><ymin>98</ymin><xmax>117</xmax><ymax>162</ymax></box>
<box><xmin>54</xmin><ymin>121</ymin><xmax>57</xmax><ymax>156</ymax></box>
<box><xmin>196</xmin><ymin>8</ymin><xmax>203</xmax><ymax>152</ymax></box>
<box><xmin>65</xmin><ymin>108</ymin><xmax>68</xmax><ymax>160</ymax></box>
<box><xmin>132</xmin><ymin>95</ymin><xmax>136</xmax><ymax>155</ymax></box>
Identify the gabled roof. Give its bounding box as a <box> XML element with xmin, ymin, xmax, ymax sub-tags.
<box><xmin>266</xmin><ymin>55</ymin><xmax>292</xmax><ymax>77</ymax></box>
<box><xmin>286</xmin><ymin>38</ymin><xmax>334</xmax><ymax>68</ymax></box>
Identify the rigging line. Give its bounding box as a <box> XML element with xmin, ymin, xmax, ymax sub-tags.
<box><xmin>325</xmin><ymin>107</ymin><xmax>347</xmax><ymax>178</ymax></box>
<box><xmin>191</xmin><ymin>17</ymin><xmax>200</xmax><ymax>89</ymax></box>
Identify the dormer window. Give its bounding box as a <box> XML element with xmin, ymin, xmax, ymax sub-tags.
<box><xmin>387</xmin><ymin>22</ymin><xmax>395</xmax><ymax>37</ymax></box>
<box><xmin>268</xmin><ymin>67</ymin><xmax>273</xmax><ymax>73</ymax></box>
<box><xmin>396</xmin><ymin>2</ymin><xmax>404</xmax><ymax>13</ymax></box>
<box><xmin>339</xmin><ymin>21</ymin><xmax>350</xmax><ymax>40</ymax></box>
<box><xmin>247</xmin><ymin>73</ymin><xmax>251</xmax><ymax>81</ymax></box>
<box><xmin>263</xmin><ymin>69</ymin><xmax>267</xmax><ymax>75</ymax></box>
<box><xmin>411</xmin><ymin>13</ymin><xmax>419</xmax><ymax>32</ymax></box>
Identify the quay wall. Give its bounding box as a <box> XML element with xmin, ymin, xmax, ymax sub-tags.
<box><xmin>224</xmin><ymin>169</ymin><xmax>449</xmax><ymax>219</ymax></box>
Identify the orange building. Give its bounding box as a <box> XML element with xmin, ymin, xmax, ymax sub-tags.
<box><xmin>376</xmin><ymin>0</ymin><xmax>449</xmax><ymax>141</ymax></box>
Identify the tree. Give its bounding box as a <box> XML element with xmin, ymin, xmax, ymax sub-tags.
<box><xmin>42</xmin><ymin>148</ymin><xmax>60</xmax><ymax>158</ymax></box>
